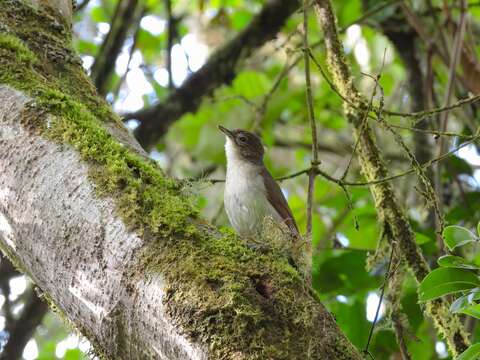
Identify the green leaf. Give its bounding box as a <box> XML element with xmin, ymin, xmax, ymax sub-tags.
<box><xmin>458</xmin><ymin>343</ymin><xmax>480</xmax><ymax>360</ymax></box>
<box><xmin>449</xmin><ymin>291</ymin><xmax>480</xmax><ymax>313</ymax></box>
<box><xmin>232</xmin><ymin>71</ymin><xmax>271</xmax><ymax>99</ymax></box>
<box><xmin>415</xmin><ymin>232</ymin><xmax>432</xmax><ymax>245</ymax></box>
<box><xmin>231</xmin><ymin>10</ymin><xmax>252</xmax><ymax>30</ymax></box>
<box><xmin>418</xmin><ymin>268</ymin><xmax>480</xmax><ymax>302</ymax></box>
<box><xmin>64</xmin><ymin>349</ymin><xmax>83</xmax><ymax>360</ymax></box>
<box><xmin>445</xmin><ymin>155</ymin><xmax>473</xmax><ymax>176</ymax></box>
<box><xmin>90</xmin><ymin>7</ymin><xmax>110</xmax><ymax>23</ymax></box>
<box><xmin>443</xmin><ymin>225</ymin><xmax>477</xmax><ymax>251</ymax></box>
<box><xmin>458</xmin><ymin>304</ymin><xmax>480</xmax><ymax>320</ymax></box>
<box><xmin>477</xmin><ymin>221</ymin><xmax>480</xmax><ymax>237</ymax></box>
<box><xmin>74</xmin><ymin>39</ymin><xmax>98</xmax><ymax>56</ymax></box>
<box><xmin>438</xmin><ymin>255</ymin><xmax>480</xmax><ymax>270</ymax></box>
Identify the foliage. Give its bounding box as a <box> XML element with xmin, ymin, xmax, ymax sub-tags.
<box><xmin>1</xmin><ymin>0</ymin><xmax>480</xmax><ymax>359</ymax></box>
<box><xmin>419</xmin><ymin>224</ymin><xmax>480</xmax><ymax>359</ymax></box>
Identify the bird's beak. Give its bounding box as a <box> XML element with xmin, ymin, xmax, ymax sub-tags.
<box><xmin>218</xmin><ymin>125</ymin><xmax>234</xmax><ymax>138</ymax></box>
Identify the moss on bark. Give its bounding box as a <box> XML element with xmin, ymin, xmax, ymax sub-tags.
<box><xmin>0</xmin><ymin>1</ymin><xmax>362</xmax><ymax>358</ymax></box>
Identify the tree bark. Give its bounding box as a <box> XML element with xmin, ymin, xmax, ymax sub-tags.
<box><xmin>0</xmin><ymin>0</ymin><xmax>361</xmax><ymax>358</ymax></box>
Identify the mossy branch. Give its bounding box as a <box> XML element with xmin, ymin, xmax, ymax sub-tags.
<box><xmin>0</xmin><ymin>1</ymin><xmax>363</xmax><ymax>358</ymax></box>
<box><xmin>313</xmin><ymin>0</ymin><xmax>469</xmax><ymax>356</ymax></box>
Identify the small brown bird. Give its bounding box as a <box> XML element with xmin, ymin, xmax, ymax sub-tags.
<box><xmin>218</xmin><ymin>125</ymin><xmax>299</xmax><ymax>239</ymax></box>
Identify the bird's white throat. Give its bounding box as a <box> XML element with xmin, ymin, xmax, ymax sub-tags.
<box><xmin>224</xmin><ymin>136</ymin><xmax>242</xmax><ymax>165</ymax></box>
<box><xmin>224</xmin><ymin>137</ymin><xmax>261</xmax><ymax>190</ymax></box>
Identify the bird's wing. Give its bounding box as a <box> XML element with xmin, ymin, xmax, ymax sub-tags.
<box><xmin>260</xmin><ymin>167</ymin><xmax>299</xmax><ymax>236</ymax></box>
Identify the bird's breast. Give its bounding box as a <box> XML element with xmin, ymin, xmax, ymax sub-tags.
<box><xmin>224</xmin><ymin>163</ymin><xmax>280</xmax><ymax>237</ymax></box>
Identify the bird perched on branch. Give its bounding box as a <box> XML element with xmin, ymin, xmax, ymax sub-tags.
<box><xmin>218</xmin><ymin>125</ymin><xmax>299</xmax><ymax>239</ymax></box>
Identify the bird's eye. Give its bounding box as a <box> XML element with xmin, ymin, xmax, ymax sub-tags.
<box><xmin>238</xmin><ymin>135</ymin><xmax>247</xmax><ymax>143</ymax></box>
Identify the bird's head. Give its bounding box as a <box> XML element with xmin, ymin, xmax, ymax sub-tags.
<box><xmin>218</xmin><ymin>125</ymin><xmax>264</xmax><ymax>165</ymax></box>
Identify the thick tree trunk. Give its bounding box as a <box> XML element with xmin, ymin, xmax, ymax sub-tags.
<box><xmin>0</xmin><ymin>1</ymin><xmax>361</xmax><ymax>358</ymax></box>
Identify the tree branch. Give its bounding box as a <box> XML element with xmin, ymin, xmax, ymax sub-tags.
<box><xmin>90</xmin><ymin>0</ymin><xmax>144</xmax><ymax>96</ymax></box>
<box><xmin>302</xmin><ymin>0</ymin><xmax>319</xmax><ymax>238</ymax></box>
<box><xmin>127</xmin><ymin>0</ymin><xmax>301</xmax><ymax>149</ymax></box>
<box><xmin>0</xmin><ymin>1</ymin><xmax>363</xmax><ymax>358</ymax></box>
<box><xmin>313</xmin><ymin>0</ymin><xmax>469</xmax><ymax>355</ymax></box>
<box><xmin>164</xmin><ymin>0</ymin><xmax>175</xmax><ymax>90</ymax></box>
<box><xmin>74</xmin><ymin>0</ymin><xmax>90</xmax><ymax>13</ymax></box>
<box><xmin>0</xmin><ymin>289</ymin><xmax>48</xmax><ymax>360</ymax></box>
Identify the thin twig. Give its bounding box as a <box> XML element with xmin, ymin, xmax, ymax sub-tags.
<box><xmin>75</xmin><ymin>0</ymin><xmax>91</xmax><ymax>12</ymax></box>
<box><xmin>341</xmin><ymin>53</ymin><xmax>386</xmax><ymax>181</ymax></box>
<box><xmin>199</xmin><ymin>130</ymin><xmax>480</xmax><ymax>186</ymax></box>
<box><xmin>246</xmin><ymin>0</ymin><xmax>408</xmax><ymax>133</ymax></box>
<box><xmin>90</xmin><ymin>0</ymin><xmax>142</xmax><ymax>96</ymax></box>
<box><xmin>387</xmin><ymin>123</ymin><xmax>474</xmax><ymax>138</ymax></box>
<box><xmin>384</xmin><ymin>94</ymin><xmax>480</xmax><ymax>119</ymax></box>
<box><xmin>250</xmin><ymin>58</ymin><xmax>298</xmax><ymax>131</ymax></box>
<box><xmin>277</xmin><ymin>168</ymin><xmax>310</xmax><ymax>182</ymax></box>
<box><xmin>165</xmin><ymin>0</ymin><xmax>175</xmax><ymax>89</ymax></box>
<box><xmin>308</xmin><ymin>48</ymin><xmax>480</xmax><ymax>124</ymax></box>
<box><xmin>364</xmin><ymin>244</ymin><xmax>396</xmax><ymax>357</ymax></box>
<box><xmin>303</xmin><ymin>0</ymin><xmax>319</xmax><ymax>237</ymax></box>
<box><xmin>435</xmin><ymin>0</ymin><xmax>467</xmax><ymax>252</ymax></box>
<box><xmin>437</xmin><ymin>0</ymin><xmax>467</xmax><ymax>159</ymax></box>
<box><xmin>308</xmin><ymin>50</ymin><xmax>351</xmax><ymax>104</ymax></box>
<box><xmin>343</xmin><ymin>0</ymin><xmax>403</xmax><ymax>29</ymax></box>
<box><xmin>367</xmin><ymin>67</ymin><xmax>444</xmax><ymax>236</ymax></box>
<box><xmin>387</xmin><ymin>265</ymin><xmax>412</xmax><ymax>360</ymax></box>
<box><xmin>112</xmin><ymin>5</ymin><xmax>146</xmax><ymax>102</ymax></box>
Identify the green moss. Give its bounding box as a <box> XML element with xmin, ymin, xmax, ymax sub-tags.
<box><xmin>426</xmin><ymin>299</ymin><xmax>470</xmax><ymax>357</ymax></box>
<box><xmin>139</xmin><ymin>230</ymin><xmax>320</xmax><ymax>358</ymax></box>
<box><xmin>0</xmin><ymin>1</ymin><xmax>362</xmax><ymax>359</ymax></box>
<box><xmin>1</xmin><ymin>0</ymin><xmax>199</xmax><ymax>236</ymax></box>
<box><xmin>0</xmin><ymin>33</ymin><xmax>37</xmax><ymax>64</ymax></box>
<box><xmin>45</xmin><ymin>96</ymin><xmax>197</xmax><ymax>235</ymax></box>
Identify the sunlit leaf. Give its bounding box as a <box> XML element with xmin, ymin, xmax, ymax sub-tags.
<box><xmin>231</xmin><ymin>10</ymin><xmax>252</xmax><ymax>30</ymax></box>
<box><xmin>459</xmin><ymin>303</ymin><xmax>480</xmax><ymax>320</ymax></box>
<box><xmin>64</xmin><ymin>348</ymin><xmax>83</xmax><ymax>360</ymax></box>
<box><xmin>90</xmin><ymin>7</ymin><xmax>110</xmax><ymax>23</ymax></box>
<box><xmin>232</xmin><ymin>71</ymin><xmax>271</xmax><ymax>99</ymax></box>
<box><xmin>418</xmin><ymin>268</ymin><xmax>480</xmax><ymax>302</ymax></box>
<box><xmin>75</xmin><ymin>39</ymin><xmax>98</xmax><ymax>56</ymax></box>
<box><xmin>438</xmin><ymin>255</ymin><xmax>480</xmax><ymax>270</ymax></box>
<box><xmin>443</xmin><ymin>225</ymin><xmax>477</xmax><ymax>251</ymax></box>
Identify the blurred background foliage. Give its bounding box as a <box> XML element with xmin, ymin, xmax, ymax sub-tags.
<box><xmin>1</xmin><ymin>0</ymin><xmax>480</xmax><ymax>359</ymax></box>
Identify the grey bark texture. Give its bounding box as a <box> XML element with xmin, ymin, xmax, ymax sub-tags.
<box><xmin>0</xmin><ymin>86</ymin><xmax>207</xmax><ymax>359</ymax></box>
<box><xmin>0</xmin><ymin>0</ymin><xmax>363</xmax><ymax>359</ymax></box>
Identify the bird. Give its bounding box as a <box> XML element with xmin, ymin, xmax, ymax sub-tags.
<box><xmin>218</xmin><ymin>125</ymin><xmax>299</xmax><ymax>240</ymax></box>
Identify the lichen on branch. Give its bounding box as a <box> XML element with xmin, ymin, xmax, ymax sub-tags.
<box><xmin>313</xmin><ymin>0</ymin><xmax>469</xmax><ymax>355</ymax></box>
